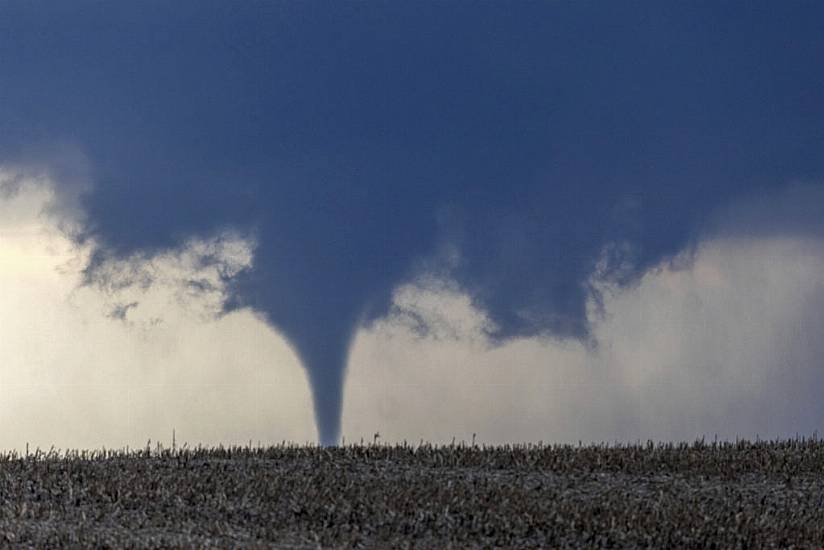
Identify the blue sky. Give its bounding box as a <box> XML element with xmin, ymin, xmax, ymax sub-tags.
<box><xmin>1</xmin><ymin>2</ymin><xmax>823</xmax><ymax>446</ymax></box>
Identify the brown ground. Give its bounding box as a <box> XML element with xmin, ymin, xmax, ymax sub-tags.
<box><xmin>1</xmin><ymin>438</ymin><xmax>823</xmax><ymax>548</ymax></box>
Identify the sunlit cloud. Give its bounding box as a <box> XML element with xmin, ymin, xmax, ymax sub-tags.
<box><xmin>0</xmin><ymin>168</ymin><xmax>315</xmax><ymax>452</ymax></box>
<box><xmin>344</xmin><ymin>231</ymin><xmax>824</xmax><ymax>445</ymax></box>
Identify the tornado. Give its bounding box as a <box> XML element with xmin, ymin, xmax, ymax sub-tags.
<box><xmin>261</xmin><ymin>304</ymin><xmax>361</xmax><ymax>446</ymax></box>
<box><xmin>296</xmin><ymin>333</ymin><xmax>351</xmax><ymax>446</ymax></box>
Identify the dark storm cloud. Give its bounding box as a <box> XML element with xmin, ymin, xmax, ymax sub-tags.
<box><xmin>107</xmin><ymin>301</ymin><xmax>139</xmax><ymax>322</ymax></box>
<box><xmin>702</xmin><ymin>183</ymin><xmax>824</xmax><ymax>241</ymax></box>
<box><xmin>2</xmin><ymin>2</ymin><xmax>823</xmax><ymax>444</ymax></box>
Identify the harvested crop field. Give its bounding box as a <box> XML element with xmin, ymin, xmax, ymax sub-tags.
<box><xmin>2</xmin><ymin>438</ymin><xmax>824</xmax><ymax>548</ymax></box>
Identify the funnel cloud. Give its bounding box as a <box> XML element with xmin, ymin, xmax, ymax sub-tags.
<box><xmin>1</xmin><ymin>3</ymin><xmax>824</xmax><ymax>444</ymax></box>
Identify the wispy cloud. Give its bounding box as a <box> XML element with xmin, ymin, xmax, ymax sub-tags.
<box><xmin>0</xmin><ymin>169</ymin><xmax>314</xmax><ymax>451</ymax></box>
<box><xmin>344</xmin><ymin>188</ymin><xmax>824</xmax><ymax>444</ymax></box>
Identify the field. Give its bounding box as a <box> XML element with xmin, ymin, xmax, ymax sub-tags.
<box><xmin>1</xmin><ymin>437</ymin><xmax>824</xmax><ymax>548</ymax></box>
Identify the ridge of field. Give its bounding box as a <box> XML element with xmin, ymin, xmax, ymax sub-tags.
<box><xmin>1</xmin><ymin>438</ymin><xmax>823</xmax><ymax>548</ymax></box>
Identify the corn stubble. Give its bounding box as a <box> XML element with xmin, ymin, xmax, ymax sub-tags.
<box><xmin>1</xmin><ymin>437</ymin><xmax>823</xmax><ymax>548</ymax></box>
